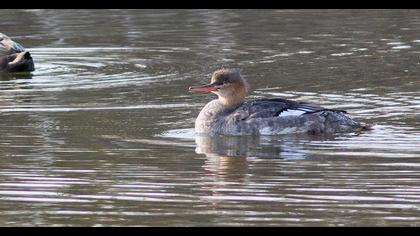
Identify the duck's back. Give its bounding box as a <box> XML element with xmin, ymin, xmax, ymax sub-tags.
<box><xmin>0</xmin><ymin>33</ymin><xmax>25</xmax><ymax>57</ymax></box>
<box><xmin>0</xmin><ymin>33</ymin><xmax>34</xmax><ymax>73</ymax></box>
<box><xmin>201</xmin><ymin>98</ymin><xmax>365</xmax><ymax>135</ymax></box>
<box><xmin>240</xmin><ymin>98</ymin><xmax>327</xmax><ymax>119</ymax></box>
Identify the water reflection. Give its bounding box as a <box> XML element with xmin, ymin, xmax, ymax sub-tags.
<box><xmin>195</xmin><ymin>135</ymin><xmax>259</xmax><ymax>158</ymax></box>
<box><xmin>0</xmin><ymin>72</ymin><xmax>32</xmax><ymax>81</ymax></box>
<box><xmin>202</xmin><ymin>154</ymin><xmax>249</xmax><ymax>182</ymax></box>
<box><xmin>195</xmin><ymin>134</ymin><xmax>337</xmax><ymax>160</ymax></box>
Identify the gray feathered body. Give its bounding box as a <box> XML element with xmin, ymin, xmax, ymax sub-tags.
<box><xmin>195</xmin><ymin>98</ymin><xmax>365</xmax><ymax>135</ymax></box>
<box><xmin>0</xmin><ymin>33</ymin><xmax>34</xmax><ymax>73</ymax></box>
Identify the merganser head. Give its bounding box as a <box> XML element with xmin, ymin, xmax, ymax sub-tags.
<box><xmin>189</xmin><ymin>68</ymin><xmax>249</xmax><ymax>106</ymax></box>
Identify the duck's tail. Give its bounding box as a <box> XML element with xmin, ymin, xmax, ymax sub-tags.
<box><xmin>319</xmin><ymin>110</ymin><xmax>371</xmax><ymax>134</ymax></box>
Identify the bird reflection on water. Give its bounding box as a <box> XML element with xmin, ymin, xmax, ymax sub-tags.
<box><xmin>194</xmin><ymin>134</ymin><xmax>332</xmax><ymax>160</ymax></box>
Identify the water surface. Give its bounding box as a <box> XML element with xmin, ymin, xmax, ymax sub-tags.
<box><xmin>0</xmin><ymin>9</ymin><xmax>419</xmax><ymax>226</ymax></box>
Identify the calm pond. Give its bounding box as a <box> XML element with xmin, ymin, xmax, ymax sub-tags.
<box><xmin>0</xmin><ymin>9</ymin><xmax>419</xmax><ymax>226</ymax></box>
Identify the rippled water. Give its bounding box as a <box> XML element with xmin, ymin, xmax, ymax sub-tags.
<box><xmin>0</xmin><ymin>9</ymin><xmax>419</xmax><ymax>226</ymax></box>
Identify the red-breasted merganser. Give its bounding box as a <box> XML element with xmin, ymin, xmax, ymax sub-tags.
<box><xmin>0</xmin><ymin>33</ymin><xmax>34</xmax><ymax>73</ymax></box>
<box><xmin>189</xmin><ymin>68</ymin><xmax>368</xmax><ymax>135</ymax></box>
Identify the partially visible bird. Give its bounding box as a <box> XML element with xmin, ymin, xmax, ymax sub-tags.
<box><xmin>0</xmin><ymin>33</ymin><xmax>34</xmax><ymax>73</ymax></box>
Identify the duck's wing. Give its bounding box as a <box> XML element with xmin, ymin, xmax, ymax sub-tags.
<box><xmin>0</xmin><ymin>33</ymin><xmax>26</xmax><ymax>57</ymax></box>
<box><xmin>237</xmin><ymin>98</ymin><xmax>346</xmax><ymax>120</ymax></box>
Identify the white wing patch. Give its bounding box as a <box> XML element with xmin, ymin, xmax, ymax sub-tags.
<box><xmin>278</xmin><ymin>109</ymin><xmax>306</xmax><ymax>117</ymax></box>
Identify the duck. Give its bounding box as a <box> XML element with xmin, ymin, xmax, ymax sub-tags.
<box><xmin>189</xmin><ymin>68</ymin><xmax>369</xmax><ymax>135</ymax></box>
<box><xmin>0</xmin><ymin>33</ymin><xmax>35</xmax><ymax>73</ymax></box>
